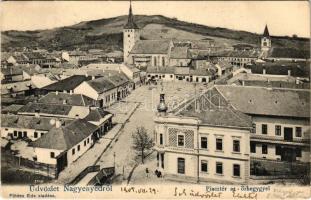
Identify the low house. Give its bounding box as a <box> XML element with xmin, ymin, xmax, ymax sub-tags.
<box><xmin>1</xmin><ymin>80</ymin><xmax>36</xmax><ymax>98</ymax></box>
<box><xmin>18</xmin><ymin>102</ymin><xmax>90</xmax><ymax>119</ymax></box>
<box><xmin>1</xmin><ymin>114</ymin><xmax>73</xmax><ymax>141</ymax></box>
<box><xmin>84</xmin><ymin>107</ymin><xmax>113</xmax><ymax>138</ymax></box>
<box><xmin>248</xmin><ymin>61</ymin><xmax>310</xmax><ymax>80</ymax></box>
<box><xmin>30</xmin><ymin>119</ymin><xmax>99</xmax><ymax>171</ymax></box>
<box><xmin>40</xmin><ymin>75</ymin><xmax>93</xmax><ymax>95</ymax></box>
<box><xmin>74</xmin><ymin>74</ymin><xmax>130</xmax><ymax>108</ymax></box>
<box><xmin>38</xmin><ymin>92</ymin><xmax>96</xmax><ymax>107</ymax></box>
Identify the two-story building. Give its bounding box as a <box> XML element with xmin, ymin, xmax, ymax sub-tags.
<box><xmin>154</xmin><ymin>86</ymin><xmax>252</xmax><ymax>184</ymax></box>
<box><xmin>216</xmin><ymin>85</ymin><xmax>310</xmax><ymax>164</ymax></box>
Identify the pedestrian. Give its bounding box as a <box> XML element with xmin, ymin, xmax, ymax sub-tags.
<box><xmin>146</xmin><ymin>168</ymin><xmax>149</xmax><ymax>178</ymax></box>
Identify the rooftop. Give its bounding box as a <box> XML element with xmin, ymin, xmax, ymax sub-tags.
<box><xmin>42</xmin><ymin>75</ymin><xmax>92</xmax><ymax>91</ymax></box>
<box><xmin>216</xmin><ymin>85</ymin><xmax>310</xmax><ymax>118</ymax></box>
<box><xmin>175</xmin><ymin>87</ymin><xmax>252</xmax><ymax>128</ymax></box>
<box><xmin>30</xmin><ymin>119</ymin><xmax>98</xmax><ymax>150</ymax></box>
<box><xmin>18</xmin><ymin>102</ymin><xmax>73</xmax><ymax>116</ymax></box>
<box><xmin>1</xmin><ymin>114</ymin><xmax>73</xmax><ymax>131</ymax></box>
<box><xmin>84</xmin><ymin>108</ymin><xmax>112</xmax><ymax>122</ymax></box>
<box><xmin>130</xmin><ymin>40</ymin><xmax>171</xmax><ymax>54</ymax></box>
<box><xmin>38</xmin><ymin>92</ymin><xmax>95</xmax><ymax>107</ymax></box>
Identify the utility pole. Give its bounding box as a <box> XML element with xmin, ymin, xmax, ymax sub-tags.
<box><xmin>113</xmin><ymin>152</ymin><xmax>116</xmax><ymax>169</ymax></box>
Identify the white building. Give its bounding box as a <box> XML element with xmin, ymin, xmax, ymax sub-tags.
<box><xmin>154</xmin><ymin>87</ymin><xmax>252</xmax><ymax>184</ymax></box>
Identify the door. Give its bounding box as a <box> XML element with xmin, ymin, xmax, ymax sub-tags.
<box><xmin>281</xmin><ymin>147</ymin><xmax>296</xmax><ymax>162</ymax></box>
<box><xmin>284</xmin><ymin>127</ymin><xmax>293</xmax><ymax>141</ymax></box>
<box><xmin>57</xmin><ymin>152</ymin><xmax>68</xmax><ymax>173</ymax></box>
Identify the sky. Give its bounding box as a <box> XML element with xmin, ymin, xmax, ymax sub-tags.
<box><xmin>1</xmin><ymin>1</ymin><xmax>310</xmax><ymax>37</ymax></box>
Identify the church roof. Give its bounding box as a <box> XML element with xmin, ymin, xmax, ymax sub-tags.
<box><xmin>124</xmin><ymin>2</ymin><xmax>139</xmax><ymax>29</ymax></box>
<box><xmin>130</xmin><ymin>40</ymin><xmax>171</xmax><ymax>54</ymax></box>
<box><xmin>263</xmin><ymin>25</ymin><xmax>270</xmax><ymax>37</ymax></box>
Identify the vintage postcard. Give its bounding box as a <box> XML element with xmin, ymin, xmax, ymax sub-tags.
<box><xmin>0</xmin><ymin>0</ymin><xmax>310</xmax><ymax>199</ymax></box>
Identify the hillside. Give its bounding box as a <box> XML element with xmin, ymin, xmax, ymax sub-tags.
<box><xmin>2</xmin><ymin>15</ymin><xmax>309</xmax><ymax>52</ymax></box>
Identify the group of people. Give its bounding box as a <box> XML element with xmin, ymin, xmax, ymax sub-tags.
<box><xmin>145</xmin><ymin>168</ymin><xmax>162</xmax><ymax>178</ymax></box>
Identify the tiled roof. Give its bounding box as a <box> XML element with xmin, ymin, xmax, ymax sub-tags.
<box><xmin>30</xmin><ymin>119</ymin><xmax>98</xmax><ymax>150</ymax></box>
<box><xmin>146</xmin><ymin>66</ymin><xmax>175</xmax><ymax>74</ymax></box>
<box><xmin>87</xmin><ymin>77</ymin><xmax>116</xmax><ymax>93</ymax></box>
<box><xmin>130</xmin><ymin>40</ymin><xmax>171</xmax><ymax>54</ymax></box>
<box><xmin>249</xmin><ymin>61</ymin><xmax>310</xmax><ymax>77</ymax></box>
<box><xmin>1</xmin><ymin>80</ymin><xmax>35</xmax><ymax>95</ymax></box>
<box><xmin>18</xmin><ymin>102</ymin><xmax>73</xmax><ymax>116</ymax></box>
<box><xmin>268</xmin><ymin>47</ymin><xmax>310</xmax><ymax>59</ymax></box>
<box><xmin>42</xmin><ymin>75</ymin><xmax>92</xmax><ymax>91</ymax></box>
<box><xmin>177</xmin><ymin>87</ymin><xmax>252</xmax><ymax>128</ymax></box>
<box><xmin>174</xmin><ymin>67</ymin><xmax>190</xmax><ymax>75</ymax></box>
<box><xmin>1</xmin><ymin>114</ymin><xmax>73</xmax><ymax>131</ymax></box>
<box><xmin>84</xmin><ymin>108</ymin><xmax>111</xmax><ymax>122</ymax></box>
<box><xmin>106</xmin><ymin>74</ymin><xmax>129</xmax><ymax>87</ymax></box>
<box><xmin>170</xmin><ymin>47</ymin><xmax>189</xmax><ymax>59</ymax></box>
<box><xmin>38</xmin><ymin>92</ymin><xmax>95</xmax><ymax>106</ymax></box>
<box><xmin>216</xmin><ymin>85</ymin><xmax>310</xmax><ymax>118</ymax></box>
<box><xmin>1</xmin><ymin>104</ymin><xmax>24</xmax><ymax>114</ymax></box>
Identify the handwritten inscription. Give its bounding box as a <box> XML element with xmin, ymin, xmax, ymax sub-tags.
<box><xmin>120</xmin><ymin>186</ymin><xmax>159</xmax><ymax>195</ymax></box>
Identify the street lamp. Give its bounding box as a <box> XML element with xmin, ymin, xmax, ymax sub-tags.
<box><xmin>113</xmin><ymin>152</ymin><xmax>116</xmax><ymax>168</ymax></box>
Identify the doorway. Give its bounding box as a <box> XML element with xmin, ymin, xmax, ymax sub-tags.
<box><xmin>284</xmin><ymin>127</ymin><xmax>293</xmax><ymax>141</ymax></box>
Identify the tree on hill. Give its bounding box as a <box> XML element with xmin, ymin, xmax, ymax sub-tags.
<box><xmin>132</xmin><ymin>126</ymin><xmax>154</xmax><ymax>164</ymax></box>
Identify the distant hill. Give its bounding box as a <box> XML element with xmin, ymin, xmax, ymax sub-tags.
<box><xmin>2</xmin><ymin>15</ymin><xmax>309</xmax><ymax>52</ymax></box>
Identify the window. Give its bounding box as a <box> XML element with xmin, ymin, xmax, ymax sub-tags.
<box><xmin>162</xmin><ymin>57</ymin><xmax>165</xmax><ymax>66</ymax></box>
<box><xmin>201</xmin><ymin>137</ymin><xmax>208</xmax><ymax>149</ymax></box>
<box><xmin>250</xmin><ymin>142</ymin><xmax>256</xmax><ymax>153</ymax></box>
<box><xmin>13</xmin><ymin>131</ymin><xmax>17</xmax><ymax>137</ymax></box>
<box><xmin>77</xmin><ymin>145</ymin><xmax>80</xmax><ymax>151</ymax></box>
<box><xmin>177</xmin><ymin>158</ymin><xmax>185</xmax><ymax>174</ymax></box>
<box><xmin>275</xmin><ymin>125</ymin><xmax>281</xmax><ymax>136</ymax></box>
<box><xmin>296</xmin><ymin>148</ymin><xmax>302</xmax><ymax>157</ymax></box>
<box><xmin>177</xmin><ymin>134</ymin><xmax>184</xmax><ymax>147</ymax></box>
<box><xmin>275</xmin><ymin>145</ymin><xmax>281</xmax><ymax>155</ymax></box>
<box><xmin>233</xmin><ymin>140</ymin><xmax>240</xmax><ymax>152</ymax></box>
<box><xmin>296</xmin><ymin>127</ymin><xmax>302</xmax><ymax>137</ymax></box>
<box><xmin>84</xmin><ymin>140</ymin><xmax>86</xmax><ymax>146</ymax></box>
<box><xmin>233</xmin><ymin>164</ymin><xmax>240</xmax><ymax>177</ymax></box>
<box><xmin>41</xmin><ymin>133</ymin><xmax>44</xmax><ymax>136</ymax></box>
<box><xmin>34</xmin><ymin>132</ymin><xmax>38</xmax><ymax>138</ymax></box>
<box><xmin>262</xmin><ymin>144</ymin><xmax>268</xmax><ymax>154</ymax></box>
<box><xmin>216</xmin><ymin>162</ymin><xmax>223</xmax><ymax>174</ymax></box>
<box><xmin>170</xmin><ymin>75</ymin><xmax>173</xmax><ymax>78</ymax></box>
<box><xmin>252</xmin><ymin>123</ymin><xmax>256</xmax><ymax>133</ymax></box>
<box><xmin>216</xmin><ymin>138</ymin><xmax>223</xmax><ymax>151</ymax></box>
<box><xmin>50</xmin><ymin>152</ymin><xmax>55</xmax><ymax>158</ymax></box>
<box><xmin>87</xmin><ymin>138</ymin><xmax>90</xmax><ymax>144</ymax></box>
<box><xmin>262</xmin><ymin>124</ymin><xmax>267</xmax><ymax>134</ymax></box>
<box><xmin>201</xmin><ymin>160</ymin><xmax>208</xmax><ymax>172</ymax></box>
<box><xmin>159</xmin><ymin>134</ymin><xmax>163</xmax><ymax>145</ymax></box>
<box><xmin>23</xmin><ymin>131</ymin><xmax>27</xmax><ymax>137</ymax></box>
<box><xmin>72</xmin><ymin>148</ymin><xmax>75</xmax><ymax>155</ymax></box>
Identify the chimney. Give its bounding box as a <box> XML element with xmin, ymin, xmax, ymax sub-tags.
<box><xmin>288</xmin><ymin>70</ymin><xmax>291</xmax><ymax>76</ymax></box>
<box><xmin>56</xmin><ymin>91</ymin><xmax>59</xmax><ymax>95</ymax></box>
<box><xmin>92</xmin><ymin>76</ymin><xmax>95</xmax><ymax>80</ymax></box>
<box><xmin>70</xmin><ymin>90</ymin><xmax>73</xmax><ymax>95</ymax></box>
<box><xmin>75</xmin><ymin>114</ymin><xmax>79</xmax><ymax>119</ymax></box>
<box><xmin>242</xmin><ymin>80</ymin><xmax>245</xmax><ymax>86</ymax></box>
<box><xmin>55</xmin><ymin>120</ymin><xmax>61</xmax><ymax>128</ymax></box>
<box><xmin>263</xmin><ymin>68</ymin><xmax>266</xmax><ymax>75</ymax></box>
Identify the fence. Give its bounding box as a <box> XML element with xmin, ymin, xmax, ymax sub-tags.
<box><xmin>250</xmin><ymin>159</ymin><xmax>310</xmax><ymax>177</ymax></box>
<box><xmin>88</xmin><ymin>167</ymin><xmax>115</xmax><ymax>185</ymax></box>
<box><xmin>3</xmin><ymin>152</ymin><xmax>58</xmax><ymax>178</ymax></box>
<box><xmin>68</xmin><ymin>165</ymin><xmax>100</xmax><ymax>185</ymax></box>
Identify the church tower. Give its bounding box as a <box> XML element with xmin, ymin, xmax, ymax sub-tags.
<box><xmin>123</xmin><ymin>0</ymin><xmax>140</xmax><ymax>63</ymax></box>
<box><xmin>261</xmin><ymin>25</ymin><xmax>271</xmax><ymax>52</ymax></box>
